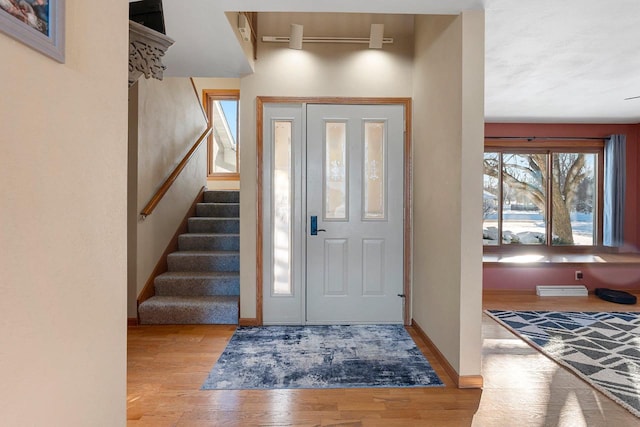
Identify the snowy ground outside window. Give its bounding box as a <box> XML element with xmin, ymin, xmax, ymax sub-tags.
<box><xmin>483</xmin><ymin>210</ymin><xmax>594</xmax><ymax>246</ymax></box>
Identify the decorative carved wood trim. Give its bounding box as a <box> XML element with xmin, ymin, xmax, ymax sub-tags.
<box><xmin>129</xmin><ymin>20</ymin><xmax>174</xmax><ymax>88</ymax></box>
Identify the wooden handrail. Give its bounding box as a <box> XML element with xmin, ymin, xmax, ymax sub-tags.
<box><xmin>140</xmin><ymin>125</ymin><xmax>213</xmax><ymax>218</ymax></box>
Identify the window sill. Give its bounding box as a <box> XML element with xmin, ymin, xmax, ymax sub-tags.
<box><xmin>207</xmin><ymin>174</ymin><xmax>240</xmax><ymax>181</ymax></box>
<box><xmin>483</xmin><ymin>253</ymin><xmax>640</xmax><ymax>266</ymax></box>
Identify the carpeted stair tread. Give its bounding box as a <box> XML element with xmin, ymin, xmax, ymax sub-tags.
<box><xmin>154</xmin><ymin>271</ymin><xmax>239</xmax><ymax>297</ymax></box>
<box><xmin>196</xmin><ymin>203</ymin><xmax>240</xmax><ymax>218</ymax></box>
<box><xmin>178</xmin><ymin>233</ymin><xmax>239</xmax><ymax>251</ymax></box>
<box><xmin>168</xmin><ymin>250</ymin><xmax>240</xmax><ymax>255</ymax></box>
<box><xmin>188</xmin><ymin>217</ymin><xmax>239</xmax><ymax>233</ymax></box>
<box><xmin>167</xmin><ymin>251</ymin><xmax>239</xmax><ymax>272</ymax></box>
<box><xmin>183</xmin><ymin>233</ymin><xmax>240</xmax><ymax>236</ymax></box>
<box><xmin>204</xmin><ymin>190</ymin><xmax>239</xmax><ymax>203</ymax></box>
<box><xmin>156</xmin><ymin>271</ymin><xmax>240</xmax><ymax>279</ymax></box>
<box><xmin>138</xmin><ymin>296</ymin><xmax>239</xmax><ymax>325</ymax></box>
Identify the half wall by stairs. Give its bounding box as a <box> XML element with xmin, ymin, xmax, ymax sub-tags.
<box><xmin>138</xmin><ymin>190</ymin><xmax>239</xmax><ymax>324</ymax></box>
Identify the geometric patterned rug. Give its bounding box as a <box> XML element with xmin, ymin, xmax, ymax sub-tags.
<box><xmin>486</xmin><ymin>310</ymin><xmax>640</xmax><ymax>418</ymax></box>
<box><xmin>201</xmin><ymin>325</ymin><xmax>444</xmax><ymax>390</ymax></box>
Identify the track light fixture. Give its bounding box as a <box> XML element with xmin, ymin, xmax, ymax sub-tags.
<box><xmin>263</xmin><ymin>23</ymin><xmax>393</xmax><ymax>50</ymax></box>
<box><xmin>369</xmin><ymin>24</ymin><xmax>384</xmax><ymax>49</ymax></box>
<box><xmin>289</xmin><ymin>24</ymin><xmax>303</xmax><ymax>50</ymax></box>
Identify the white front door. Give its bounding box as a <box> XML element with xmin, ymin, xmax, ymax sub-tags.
<box><xmin>305</xmin><ymin>104</ymin><xmax>405</xmax><ymax>324</ymax></box>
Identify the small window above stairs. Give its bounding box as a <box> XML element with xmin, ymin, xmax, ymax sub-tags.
<box><xmin>138</xmin><ymin>190</ymin><xmax>240</xmax><ymax>324</ymax></box>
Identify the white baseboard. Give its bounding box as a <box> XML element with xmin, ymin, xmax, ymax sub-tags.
<box><xmin>536</xmin><ymin>285</ymin><xmax>588</xmax><ymax>297</ymax></box>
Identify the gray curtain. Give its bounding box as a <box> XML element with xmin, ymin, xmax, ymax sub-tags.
<box><xmin>603</xmin><ymin>134</ymin><xmax>626</xmax><ymax>247</ymax></box>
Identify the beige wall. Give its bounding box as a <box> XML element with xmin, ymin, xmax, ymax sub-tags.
<box><xmin>238</xmin><ymin>13</ymin><xmax>415</xmax><ymax>319</ymax></box>
<box><xmin>0</xmin><ymin>1</ymin><xmax>128</xmax><ymax>425</ymax></box>
<box><xmin>411</xmin><ymin>12</ymin><xmax>484</xmax><ymax>378</ymax></box>
<box><xmin>207</xmin><ymin>180</ymin><xmax>241</xmax><ymax>190</ymax></box>
<box><xmin>459</xmin><ymin>11</ymin><xmax>484</xmax><ymax>377</ymax></box>
<box><xmin>130</xmin><ymin>78</ymin><xmax>208</xmax><ymax>316</ymax></box>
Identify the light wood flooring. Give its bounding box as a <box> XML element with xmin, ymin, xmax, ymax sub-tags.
<box><xmin>128</xmin><ymin>291</ymin><xmax>640</xmax><ymax>426</ymax></box>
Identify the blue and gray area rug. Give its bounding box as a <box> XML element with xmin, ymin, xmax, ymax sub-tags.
<box><xmin>486</xmin><ymin>310</ymin><xmax>640</xmax><ymax>417</ymax></box>
<box><xmin>202</xmin><ymin>325</ymin><xmax>443</xmax><ymax>390</ymax></box>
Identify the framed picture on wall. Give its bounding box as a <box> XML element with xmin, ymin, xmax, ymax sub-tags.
<box><xmin>0</xmin><ymin>0</ymin><xmax>65</xmax><ymax>63</ymax></box>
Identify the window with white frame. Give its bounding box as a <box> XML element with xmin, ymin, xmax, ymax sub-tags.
<box><xmin>483</xmin><ymin>141</ymin><xmax>604</xmax><ymax>250</ymax></box>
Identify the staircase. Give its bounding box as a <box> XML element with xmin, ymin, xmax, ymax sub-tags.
<box><xmin>138</xmin><ymin>190</ymin><xmax>240</xmax><ymax>324</ymax></box>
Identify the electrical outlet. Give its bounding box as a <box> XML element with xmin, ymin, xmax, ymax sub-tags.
<box><xmin>575</xmin><ymin>271</ymin><xmax>583</xmax><ymax>280</ymax></box>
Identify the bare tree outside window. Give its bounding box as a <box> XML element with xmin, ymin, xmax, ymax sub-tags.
<box><xmin>483</xmin><ymin>151</ymin><xmax>597</xmax><ymax>247</ymax></box>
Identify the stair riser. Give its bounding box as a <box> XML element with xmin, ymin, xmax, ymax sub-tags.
<box><xmin>178</xmin><ymin>234</ymin><xmax>239</xmax><ymax>251</ymax></box>
<box><xmin>204</xmin><ymin>191</ymin><xmax>239</xmax><ymax>203</ymax></box>
<box><xmin>188</xmin><ymin>218</ymin><xmax>239</xmax><ymax>233</ymax></box>
<box><xmin>196</xmin><ymin>203</ymin><xmax>239</xmax><ymax>218</ymax></box>
<box><xmin>139</xmin><ymin>301</ymin><xmax>238</xmax><ymax>325</ymax></box>
<box><xmin>168</xmin><ymin>254</ymin><xmax>239</xmax><ymax>272</ymax></box>
<box><xmin>154</xmin><ymin>277</ymin><xmax>240</xmax><ymax>296</ymax></box>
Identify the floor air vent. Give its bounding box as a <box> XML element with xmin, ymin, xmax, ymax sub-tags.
<box><xmin>536</xmin><ymin>285</ymin><xmax>588</xmax><ymax>297</ymax></box>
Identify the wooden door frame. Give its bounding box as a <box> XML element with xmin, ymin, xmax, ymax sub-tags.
<box><xmin>255</xmin><ymin>97</ymin><xmax>413</xmax><ymax>326</ymax></box>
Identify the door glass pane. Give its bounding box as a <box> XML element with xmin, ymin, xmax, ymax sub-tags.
<box><xmin>363</xmin><ymin>121</ymin><xmax>385</xmax><ymax>219</ymax></box>
<box><xmin>273</xmin><ymin>121</ymin><xmax>292</xmax><ymax>295</ymax></box>
<box><xmin>552</xmin><ymin>153</ymin><xmax>596</xmax><ymax>246</ymax></box>
<box><xmin>325</xmin><ymin>122</ymin><xmax>347</xmax><ymax>219</ymax></box>
<box><xmin>211</xmin><ymin>100</ymin><xmax>238</xmax><ymax>174</ymax></box>
<box><xmin>502</xmin><ymin>153</ymin><xmax>547</xmax><ymax>245</ymax></box>
<box><xmin>483</xmin><ymin>152</ymin><xmax>499</xmax><ymax>245</ymax></box>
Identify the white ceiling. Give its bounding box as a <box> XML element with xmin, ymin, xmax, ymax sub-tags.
<box><xmin>485</xmin><ymin>0</ymin><xmax>640</xmax><ymax>123</ymax></box>
<box><xmin>155</xmin><ymin>0</ymin><xmax>640</xmax><ymax>123</ymax></box>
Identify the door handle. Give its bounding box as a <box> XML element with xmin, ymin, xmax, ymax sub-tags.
<box><xmin>310</xmin><ymin>216</ymin><xmax>326</xmax><ymax>236</ymax></box>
